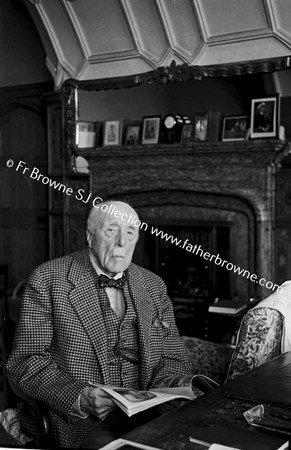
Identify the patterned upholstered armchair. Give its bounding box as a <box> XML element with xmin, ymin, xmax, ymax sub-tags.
<box><xmin>181</xmin><ymin>336</ymin><xmax>233</xmax><ymax>385</ymax></box>
<box><xmin>226</xmin><ymin>307</ymin><xmax>283</xmax><ymax>381</ymax></box>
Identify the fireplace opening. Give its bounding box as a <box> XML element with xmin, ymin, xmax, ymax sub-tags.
<box><xmin>134</xmin><ymin>222</ymin><xmax>231</xmax><ymax>338</ymax></box>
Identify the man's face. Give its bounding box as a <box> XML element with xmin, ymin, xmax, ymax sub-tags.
<box><xmin>87</xmin><ymin>202</ymin><xmax>139</xmax><ymax>276</ymax></box>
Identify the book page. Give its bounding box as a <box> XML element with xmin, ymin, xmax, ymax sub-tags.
<box><xmin>209</xmin><ymin>445</ymin><xmax>239</xmax><ymax>450</ymax></box>
<box><xmin>89</xmin><ymin>383</ymin><xmax>194</xmax><ymax>416</ymax></box>
<box><xmin>151</xmin><ymin>386</ymin><xmax>195</xmax><ymax>397</ymax></box>
<box><xmin>99</xmin><ymin>438</ymin><xmax>162</xmax><ymax>450</ymax></box>
<box><xmin>150</xmin><ymin>373</ymin><xmax>193</xmax><ymax>389</ymax></box>
<box><xmin>101</xmin><ymin>385</ymin><xmax>194</xmax><ymax>410</ymax></box>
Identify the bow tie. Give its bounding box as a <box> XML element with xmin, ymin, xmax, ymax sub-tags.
<box><xmin>99</xmin><ymin>273</ymin><xmax>127</xmax><ymax>289</ymax></box>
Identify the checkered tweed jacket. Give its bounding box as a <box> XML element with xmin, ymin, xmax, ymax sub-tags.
<box><xmin>7</xmin><ymin>249</ymin><xmax>192</xmax><ymax>448</ymax></box>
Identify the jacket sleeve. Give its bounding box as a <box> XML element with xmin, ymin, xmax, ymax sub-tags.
<box><xmin>6</xmin><ymin>267</ymin><xmax>88</xmax><ymax>422</ymax></box>
<box><xmin>149</xmin><ymin>276</ymin><xmax>193</xmax><ymax>387</ymax></box>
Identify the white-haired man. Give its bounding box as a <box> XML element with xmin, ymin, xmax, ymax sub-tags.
<box><xmin>7</xmin><ymin>201</ymin><xmax>195</xmax><ymax>448</ymax></box>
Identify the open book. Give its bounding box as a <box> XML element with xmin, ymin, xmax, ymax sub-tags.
<box><xmin>90</xmin><ymin>374</ymin><xmax>218</xmax><ymax>417</ymax></box>
<box><xmin>94</xmin><ymin>385</ymin><xmax>194</xmax><ymax>417</ymax></box>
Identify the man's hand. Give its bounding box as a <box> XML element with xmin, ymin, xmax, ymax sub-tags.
<box><xmin>80</xmin><ymin>386</ymin><xmax>116</xmax><ymax>421</ymax></box>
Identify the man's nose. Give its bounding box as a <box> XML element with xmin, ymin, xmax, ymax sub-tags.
<box><xmin>116</xmin><ymin>231</ymin><xmax>126</xmax><ymax>247</ymax></box>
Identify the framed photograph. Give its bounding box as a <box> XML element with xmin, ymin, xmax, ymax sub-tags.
<box><xmin>222</xmin><ymin>116</ymin><xmax>248</xmax><ymax>141</ymax></box>
<box><xmin>103</xmin><ymin>120</ymin><xmax>121</xmax><ymax>146</ymax></box>
<box><xmin>180</xmin><ymin>124</ymin><xmax>194</xmax><ymax>143</ymax></box>
<box><xmin>141</xmin><ymin>116</ymin><xmax>161</xmax><ymax>144</ymax></box>
<box><xmin>194</xmin><ymin>112</ymin><xmax>209</xmax><ymax>141</ymax></box>
<box><xmin>76</xmin><ymin>121</ymin><xmax>96</xmax><ymax>148</ymax></box>
<box><xmin>124</xmin><ymin>123</ymin><xmax>141</xmax><ymax>145</ymax></box>
<box><xmin>250</xmin><ymin>96</ymin><xmax>278</xmax><ymax>138</ymax></box>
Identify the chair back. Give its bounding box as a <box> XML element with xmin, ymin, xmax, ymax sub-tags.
<box><xmin>181</xmin><ymin>336</ymin><xmax>233</xmax><ymax>384</ymax></box>
<box><xmin>226</xmin><ymin>306</ymin><xmax>283</xmax><ymax>381</ymax></box>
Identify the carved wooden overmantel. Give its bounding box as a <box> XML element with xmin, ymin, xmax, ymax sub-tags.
<box><xmin>78</xmin><ymin>140</ymin><xmax>291</xmax><ymax>299</ymax></box>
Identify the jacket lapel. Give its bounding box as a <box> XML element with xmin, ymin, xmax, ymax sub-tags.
<box><xmin>67</xmin><ymin>249</ymin><xmax>110</xmax><ymax>384</ymax></box>
<box><xmin>127</xmin><ymin>264</ymin><xmax>153</xmax><ymax>389</ymax></box>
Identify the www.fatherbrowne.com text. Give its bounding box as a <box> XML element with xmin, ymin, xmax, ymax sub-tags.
<box><xmin>150</xmin><ymin>226</ymin><xmax>282</xmax><ymax>294</ymax></box>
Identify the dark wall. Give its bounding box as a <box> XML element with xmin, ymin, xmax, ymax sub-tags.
<box><xmin>0</xmin><ymin>0</ymin><xmax>51</xmax><ymax>87</ymax></box>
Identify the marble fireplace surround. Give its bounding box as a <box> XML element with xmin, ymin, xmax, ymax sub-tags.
<box><xmin>79</xmin><ymin>139</ymin><xmax>289</xmax><ymax>299</ymax></box>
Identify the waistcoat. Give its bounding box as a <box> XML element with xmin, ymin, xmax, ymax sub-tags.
<box><xmin>98</xmin><ymin>280</ymin><xmax>140</xmax><ymax>389</ymax></box>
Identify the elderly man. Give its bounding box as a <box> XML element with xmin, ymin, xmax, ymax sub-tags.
<box><xmin>7</xmin><ymin>200</ymin><xmax>195</xmax><ymax>448</ymax></box>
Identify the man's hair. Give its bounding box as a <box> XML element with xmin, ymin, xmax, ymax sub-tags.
<box><xmin>86</xmin><ymin>198</ymin><xmax>136</xmax><ymax>234</ymax></box>
<box><xmin>87</xmin><ymin>199</ymin><xmax>114</xmax><ymax>234</ymax></box>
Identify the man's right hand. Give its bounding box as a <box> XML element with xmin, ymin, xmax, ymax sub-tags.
<box><xmin>80</xmin><ymin>386</ymin><xmax>116</xmax><ymax>421</ymax></box>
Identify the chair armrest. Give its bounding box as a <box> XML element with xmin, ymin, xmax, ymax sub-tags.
<box><xmin>22</xmin><ymin>397</ymin><xmax>52</xmax><ymax>444</ymax></box>
<box><xmin>8</xmin><ymin>380</ymin><xmax>52</xmax><ymax>447</ymax></box>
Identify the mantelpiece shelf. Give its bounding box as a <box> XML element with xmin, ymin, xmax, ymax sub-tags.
<box><xmin>77</xmin><ymin>139</ymin><xmax>289</xmax><ymax>158</ymax></box>
<box><xmin>77</xmin><ymin>140</ymin><xmax>290</xmax><ymax>173</ymax></box>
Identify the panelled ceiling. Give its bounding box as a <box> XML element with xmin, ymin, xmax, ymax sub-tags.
<box><xmin>26</xmin><ymin>0</ymin><xmax>291</xmax><ymax>88</ymax></box>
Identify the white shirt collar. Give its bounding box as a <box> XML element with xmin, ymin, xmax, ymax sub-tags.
<box><xmin>89</xmin><ymin>251</ymin><xmax>123</xmax><ymax>280</ymax></box>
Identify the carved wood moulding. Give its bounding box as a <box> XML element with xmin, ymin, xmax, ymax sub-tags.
<box><xmin>64</xmin><ymin>57</ymin><xmax>291</xmax><ymax>92</ymax></box>
<box><xmin>79</xmin><ymin>141</ymin><xmax>288</xmax><ymax>189</ymax></box>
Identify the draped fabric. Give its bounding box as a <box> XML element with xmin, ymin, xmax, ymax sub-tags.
<box><xmin>226</xmin><ymin>307</ymin><xmax>283</xmax><ymax>381</ymax></box>
<box><xmin>252</xmin><ymin>281</ymin><xmax>291</xmax><ymax>353</ymax></box>
<box><xmin>226</xmin><ymin>282</ymin><xmax>291</xmax><ymax>381</ymax></box>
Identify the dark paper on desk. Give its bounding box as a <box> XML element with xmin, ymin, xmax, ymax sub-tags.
<box><xmin>208</xmin><ymin>299</ymin><xmax>247</xmax><ymax>314</ymax></box>
<box><xmin>223</xmin><ymin>351</ymin><xmax>291</xmax><ymax>407</ymax></box>
<box><xmin>190</xmin><ymin>424</ymin><xmax>288</xmax><ymax>450</ymax></box>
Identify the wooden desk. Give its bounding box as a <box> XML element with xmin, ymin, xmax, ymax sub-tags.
<box><xmin>123</xmin><ymin>357</ymin><xmax>291</xmax><ymax>450</ymax></box>
<box><xmin>123</xmin><ymin>388</ymin><xmax>256</xmax><ymax>450</ymax></box>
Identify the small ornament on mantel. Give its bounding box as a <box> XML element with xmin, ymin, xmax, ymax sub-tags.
<box><xmin>163</xmin><ymin>114</ymin><xmax>185</xmax><ymax>143</ymax></box>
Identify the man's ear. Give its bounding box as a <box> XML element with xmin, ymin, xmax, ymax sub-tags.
<box><xmin>86</xmin><ymin>229</ymin><xmax>92</xmax><ymax>248</ymax></box>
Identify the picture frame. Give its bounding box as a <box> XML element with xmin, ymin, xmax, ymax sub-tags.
<box><xmin>222</xmin><ymin>116</ymin><xmax>248</xmax><ymax>142</ymax></box>
<box><xmin>141</xmin><ymin>116</ymin><xmax>161</xmax><ymax>144</ymax></box>
<box><xmin>123</xmin><ymin>123</ymin><xmax>141</xmax><ymax>146</ymax></box>
<box><xmin>75</xmin><ymin>121</ymin><xmax>96</xmax><ymax>148</ymax></box>
<box><xmin>250</xmin><ymin>96</ymin><xmax>278</xmax><ymax>139</ymax></box>
<box><xmin>103</xmin><ymin>120</ymin><xmax>121</xmax><ymax>146</ymax></box>
<box><xmin>180</xmin><ymin>124</ymin><xmax>194</xmax><ymax>143</ymax></box>
<box><xmin>194</xmin><ymin>112</ymin><xmax>209</xmax><ymax>141</ymax></box>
